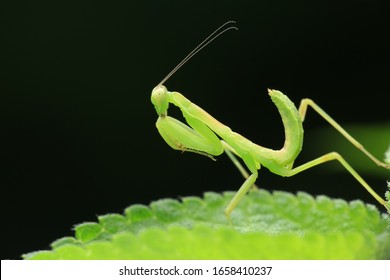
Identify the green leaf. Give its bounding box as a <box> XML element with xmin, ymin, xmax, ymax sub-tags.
<box><xmin>385</xmin><ymin>145</ymin><xmax>390</xmax><ymax>210</ymax></box>
<box><xmin>74</xmin><ymin>222</ymin><xmax>102</xmax><ymax>242</ymax></box>
<box><xmin>23</xmin><ymin>190</ymin><xmax>390</xmax><ymax>260</ymax></box>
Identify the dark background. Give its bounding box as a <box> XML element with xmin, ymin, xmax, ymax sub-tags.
<box><xmin>1</xmin><ymin>0</ymin><xmax>389</xmax><ymax>259</ymax></box>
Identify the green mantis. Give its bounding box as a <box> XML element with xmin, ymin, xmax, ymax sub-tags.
<box><xmin>151</xmin><ymin>21</ymin><xmax>390</xmax><ymax>218</ymax></box>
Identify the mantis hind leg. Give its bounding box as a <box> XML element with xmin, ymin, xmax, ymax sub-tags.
<box><xmin>298</xmin><ymin>98</ymin><xmax>390</xmax><ymax>169</ymax></box>
<box><xmin>283</xmin><ymin>152</ymin><xmax>390</xmax><ymax>212</ymax></box>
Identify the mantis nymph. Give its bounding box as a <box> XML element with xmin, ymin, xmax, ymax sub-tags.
<box><xmin>151</xmin><ymin>21</ymin><xmax>390</xmax><ymax>218</ymax></box>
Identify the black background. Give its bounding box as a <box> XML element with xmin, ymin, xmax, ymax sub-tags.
<box><xmin>1</xmin><ymin>0</ymin><xmax>389</xmax><ymax>259</ymax></box>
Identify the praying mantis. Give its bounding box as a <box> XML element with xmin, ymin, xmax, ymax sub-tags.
<box><xmin>151</xmin><ymin>21</ymin><xmax>390</xmax><ymax>218</ymax></box>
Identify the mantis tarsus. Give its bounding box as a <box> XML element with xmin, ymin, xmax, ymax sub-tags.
<box><xmin>151</xmin><ymin>21</ymin><xmax>390</xmax><ymax>218</ymax></box>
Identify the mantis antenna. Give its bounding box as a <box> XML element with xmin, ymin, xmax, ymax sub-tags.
<box><xmin>158</xmin><ymin>21</ymin><xmax>238</xmax><ymax>86</ymax></box>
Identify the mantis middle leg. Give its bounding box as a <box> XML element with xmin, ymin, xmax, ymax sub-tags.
<box><xmin>222</xmin><ymin>140</ymin><xmax>259</xmax><ymax>189</ymax></box>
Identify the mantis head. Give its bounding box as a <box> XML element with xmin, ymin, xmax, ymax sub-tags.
<box><xmin>151</xmin><ymin>85</ymin><xmax>169</xmax><ymax>117</ymax></box>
